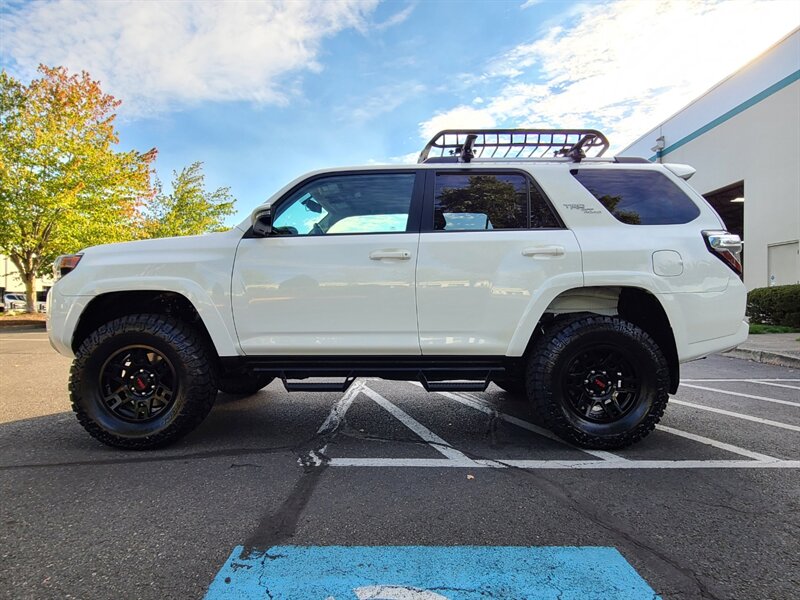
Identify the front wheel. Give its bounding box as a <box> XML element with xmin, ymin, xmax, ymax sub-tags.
<box><xmin>526</xmin><ymin>315</ymin><xmax>669</xmax><ymax>449</ymax></box>
<box><xmin>69</xmin><ymin>314</ymin><xmax>218</xmax><ymax>449</ymax></box>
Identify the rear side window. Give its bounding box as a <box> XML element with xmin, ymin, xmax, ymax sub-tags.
<box><xmin>433</xmin><ymin>173</ymin><xmax>560</xmax><ymax>231</ymax></box>
<box><xmin>571</xmin><ymin>169</ymin><xmax>700</xmax><ymax>225</ymax></box>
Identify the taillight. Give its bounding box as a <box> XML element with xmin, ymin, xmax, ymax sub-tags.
<box><xmin>53</xmin><ymin>254</ymin><xmax>83</xmax><ymax>279</ymax></box>
<box><xmin>702</xmin><ymin>230</ymin><xmax>742</xmax><ymax>278</ymax></box>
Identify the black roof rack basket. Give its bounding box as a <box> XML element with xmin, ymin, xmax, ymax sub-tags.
<box><xmin>418</xmin><ymin>128</ymin><xmax>610</xmax><ymax>164</ymax></box>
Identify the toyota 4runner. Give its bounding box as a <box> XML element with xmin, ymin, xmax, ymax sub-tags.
<box><xmin>47</xmin><ymin>129</ymin><xmax>747</xmax><ymax>450</ymax></box>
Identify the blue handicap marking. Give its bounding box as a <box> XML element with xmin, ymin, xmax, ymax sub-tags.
<box><xmin>204</xmin><ymin>546</ymin><xmax>660</xmax><ymax>599</ymax></box>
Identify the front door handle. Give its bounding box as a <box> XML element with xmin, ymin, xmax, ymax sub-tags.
<box><xmin>369</xmin><ymin>249</ymin><xmax>412</xmax><ymax>260</ymax></box>
<box><xmin>522</xmin><ymin>246</ymin><xmax>565</xmax><ymax>257</ymax></box>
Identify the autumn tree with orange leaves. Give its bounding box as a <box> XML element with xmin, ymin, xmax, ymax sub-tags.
<box><xmin>0</xmin><ymin>66</ymin><xmax>156</xmax><ymax>312</ymax></box>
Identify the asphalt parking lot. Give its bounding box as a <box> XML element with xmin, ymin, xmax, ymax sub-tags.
<box><xmin>0</xmin><ymin>328</ymin><xmax>798</xmax><ymax>599</ymax></box>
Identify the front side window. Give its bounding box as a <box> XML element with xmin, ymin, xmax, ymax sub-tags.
<box><xmin>572</xmin><ymin>169</ymin><xmax>701</xmax><ymax>225</ymax></box>
<box><xmin>272</xmin><ymin>173</ymin><xmax>416</xmax><ymax>235</ymax></box>
<box><xmin>432</xmin><ymin>172</ymin><xmax>560</xmax><ymax>231</ymax></box>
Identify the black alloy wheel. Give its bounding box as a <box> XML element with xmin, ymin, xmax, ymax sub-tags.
<box><xmin>526</xmin><ymin>314</ymin><xmax>669</xmax><ymax>449</ymax></box>
<box><xmin>99</xmin><ymin>345</ymin><xmax>178</xmax><ymax>422</ymax></box>
<box><xmin>562</xmin><ymin>345</ymin><xmax>639</xmax><ymax>423</ymax></box>
<box><xmin>70</xmin><ymin>314</ymin><xmax>217</xmax><ymax>449</ymax></box>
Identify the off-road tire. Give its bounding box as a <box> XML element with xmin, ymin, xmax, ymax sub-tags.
<box><xmin>69</xmin><ymin>314</ymin><xmax>217</xmax><ymax>450</ymax></box>
<box><xmin>526</xmin><ymin>314</ymin><xmax>669</xmax><ymax>449</ymax></box>
<box><xmin>217</xmin><ymin>373</ymin><xmax>274</xmax><ymax>396</ymax></box>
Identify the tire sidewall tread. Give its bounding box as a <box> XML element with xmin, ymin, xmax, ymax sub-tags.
<box><xmin>526</xmin><ymin>314</ymin><xmax>670</xmax><ymax>450</ymax></box>
<box><xmin>69</xmin><ymin>314</ymin><xmax>217</xmax><ymax>450</ymax></box>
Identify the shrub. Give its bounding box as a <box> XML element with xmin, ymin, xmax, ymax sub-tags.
<box><xmin>747</xmin><ymin>284</ymin><xmax>800</xmax><ymax>328</ymax></box>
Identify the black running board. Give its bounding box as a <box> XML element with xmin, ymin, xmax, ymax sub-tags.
<box><xmin>277</xmin><ymin>371</ymin><xmax>493</xmax><ymax>394</ymax></box>
<box><xmin>281</xmin><ymin>375</ymin><xmax>357</xmax><ymax>393</ymax></box>
<box><xmin>419</xmin><ymin>373</ymin><xmax>490</xmax><ymax>392</ymax></box>
<box><xmin>220</xmin><ymin>355</ymin><xmax>523</xmax><ymax>393</ymax></box>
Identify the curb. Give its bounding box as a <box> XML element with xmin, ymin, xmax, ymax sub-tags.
<box><xmin>0</xmin><ymin>320</ymin><xmax>47</xmax><ymax>329</ymax></box>
<box><xmin>723</xmin><ymin>348</ymin><xmax>800</xmax><ymax>370</ymax></box>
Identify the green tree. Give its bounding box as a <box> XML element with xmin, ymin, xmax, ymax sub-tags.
<box><xmin>438</xmin><ymin>175</ymin><xmax>526</xmax><ymax>229</ymax></box>
<box><xmin>143</xmin><ymin>162</ymin><xmax>236</xmax><ymax>238</ymax></box>
<box><xmin>597</xmin><ymin>195</ymin><xmax>641</xmax><ymax>225</ymax></box>
<box><xmin>0</xmin><ymin>66</ymin><xmax>156</xmax><ymax>312</ymax></box>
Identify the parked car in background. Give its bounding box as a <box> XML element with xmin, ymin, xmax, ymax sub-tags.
<box><xmin>2</xmin><ymin>293</ymin><xmax>27</xmax><ymax>311</ymax></box>
<box><xmin>1</xmin><ymin>292</ymin><xmax>47</xmax><ymax>312</ymax></box>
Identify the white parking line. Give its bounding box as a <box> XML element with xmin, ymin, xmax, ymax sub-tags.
<box><xmin>360</xmin><ymin>385</ymin><xmax>477</xmax><ymax>464</ymax></box>
<box><xmin>317</xmin><ymin>380</ymin><xmax>364</xmax><ymax>436</ymax></box>
<box><xmin>494</xmin><ymin>459</ymin><xmax>800</xmax><ymax>470</ymax></box>
<box><xmin>682</xmin><ymin>379</ymin><xmax>800</xmax><ymax>382</ymax></box>
<box><xmin>671</xmin><ymin>399</ymin><xmax>800</xmax><ymax>432</ymax></box>
<box><xmin>437</xmin><ymin>389</ymin><xmax>621</xmax><ymax>462</ymax></box>
<box><xmin>298</xmin><ymin>381</ymin><xmax>365</xmax><ymax>466</ymax></box>
<box><xmin>327</xmin><ymin>457</ymin><xmax>800</xmax><ymax>469</ymax></box>
<box><xmin>656</xmin><ymin>425</ymin><xmax>778</xmax><ymax>461</ymax></box>
<box><xmin>679</xmin><ymin>383</ymin><xmax>800</xmax><ymax>407</ymax></box>
<box><xmin>751</xmin><ymin>381</ymin><xmax>800</xmax><ymax>391</ymax></box>
<box><xmin>321</xmin><ymin>381</ymin><xmax>799</xmax><ymax>470</ymax></box>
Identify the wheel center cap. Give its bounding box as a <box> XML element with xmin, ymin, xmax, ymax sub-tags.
<box><xmin>129</xmin><ymin>370</ymin><xmax>157</xmax><ymax>396</ymax></box>
<box><xmin>584</xmin><ymin>371</ymin><xmax>613</xmax><ymax>396</ymax></box>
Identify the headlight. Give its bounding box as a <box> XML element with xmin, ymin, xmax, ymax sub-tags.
<box><xmin>53</xmin><ymin>254</ymin><xmax>83</xmax><ymax>280</ymax></box>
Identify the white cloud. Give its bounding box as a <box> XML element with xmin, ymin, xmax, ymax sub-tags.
<box><xmin>388</xmin><ymin>151</ymin><xmax>423</xmax><ymax>164</ymax></box>
<box><xmin>1</xmin><ymin>0</ymin><xmax>379</xmax><ymax>115</ymax></box>
<box><xmin>347</xmin><ymin>81</ymin><xmax>427</xmax><ymax>122</ymax></box>
<box><xmin>420</xmin><ymin>0</ymin><xmax>800</xmax><ymax>151</ymax></box>
<box><xmin>374</xmin><ymin>2</ymin><xmax>416</xmax><ymax>31</ymax></box>
<box><xmin>420</xmin><ymin>106</ymin><xmax>498</xmax><ymax>140</ymax></box>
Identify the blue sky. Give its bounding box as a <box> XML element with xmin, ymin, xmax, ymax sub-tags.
<box><xmin>2</xmin><ymin>0</ymin><xmax>798</xmax><ymax>223</ymax></box>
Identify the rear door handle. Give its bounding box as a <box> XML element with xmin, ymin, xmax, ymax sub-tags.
<box><xmin>522</xmin><ymin>246</ymin><xmax>565</xmax><ymax>257</ymax></box>
<box><xmin>369</xmin><ymin>249</ymin><xmax>412</xmax><ymax>260</ymax></box>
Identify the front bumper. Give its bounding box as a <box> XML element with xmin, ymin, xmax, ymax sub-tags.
<box><xmin>47</xmin><ymin>286</ymin><xmax>93</xmax><ymax>358</ymax></box>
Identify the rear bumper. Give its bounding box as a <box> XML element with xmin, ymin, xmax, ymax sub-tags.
<box><xmin>681</xmin><ymin>320</ymin><xmax>749</xmax><ymax>363</ymax></box>
<box><xmin>661</xmin><ymin>276</ymin><xmax>748</xmax><ymax>363</ymax></box>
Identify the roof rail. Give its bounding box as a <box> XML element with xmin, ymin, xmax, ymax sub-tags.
<box><xmin>418</xmin><ymin>128</ymin><xmax>610</xmax><ymax>164</ymax></box>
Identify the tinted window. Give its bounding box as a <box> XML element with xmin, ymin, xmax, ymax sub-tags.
<box><xmin>433</xmin><ymin>173</ymin><xmax>559</xmax><ymax>231</ymax></box>
<box><xmin>272</xmin><ymin>173</ymin><xmax>415</xmax><ymax>235</ymax></box>
<box><xmin>530</xmin><ymin>182</ymin><xmax>561</xmax><ymax>229</ymax></box>
<box><xmin>572</xmin><ymin>169</ymin><xmax>700</xmax><ymax>225</ymax></box>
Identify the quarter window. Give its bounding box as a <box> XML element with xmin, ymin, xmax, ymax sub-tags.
<box><xmin>572</xmin><ymin>169</ymin><xmax>701</xmax><ymax>225</ymax></box>
<box><xmin>272</xmin><ymin>173</ymin><xmax>416</xmax><ymax>235</ymax></box>
<box><xmin>432</xmin><ymin>173</ymin><xmax>559</xmax><ymax>231</ymax></box>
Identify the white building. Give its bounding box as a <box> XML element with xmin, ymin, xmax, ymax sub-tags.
<box><xmin>622</xmin><ymin>28</ymin><xmax>799</xmax><ymax>290</ymax></box>
<box><xmin>1</xmin><ymin>254</ymin><xmax>54</xmax><ymax>301</ymax></box>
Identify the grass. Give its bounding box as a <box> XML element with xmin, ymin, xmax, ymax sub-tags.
<box><xmin>748</xmin><ymin>323</ymin><xmax>800</xmax><ymax>335</ymax></box>
<box><xmin>0</xmin><ymin>311</ymin><xmax>47</xmax><ymax>326</ymax></box>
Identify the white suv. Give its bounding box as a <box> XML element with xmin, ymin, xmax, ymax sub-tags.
<box><xmin>47</xmin><ymin>129</ymin><xmax>747</xmax><ymax>450</ymax></box>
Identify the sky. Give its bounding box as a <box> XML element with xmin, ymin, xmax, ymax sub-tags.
<box><xmin>1</xmin><ymin>0</ymin><xmax>799</xmax><ymax>223</ymax></box>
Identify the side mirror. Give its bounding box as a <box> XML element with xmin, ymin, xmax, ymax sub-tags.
<box><xmin>252</xmin><ymin>205</ymin><xmax>272</xmax><ymax>237</ymax></box>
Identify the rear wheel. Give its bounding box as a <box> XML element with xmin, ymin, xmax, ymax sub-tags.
<box><xmin>217</xmin><ymin>373</ymin><xmax>274</xmax><ymax>396</ymax></box>
<box><xmin>526</xmin><ymin>315</ymin><xmax>669</xmax><ymax>449</ymax></box>
<box><xmin>69</xmin><ymin>314</ymin><xmax>217</xmax><ymax>449</ymax></box>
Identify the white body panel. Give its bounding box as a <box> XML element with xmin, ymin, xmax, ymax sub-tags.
<box><xmin>47</xmin><ymin>229</ymin><xmax>243</xmax><ymax>358</ymax></box>
<box><xmin>232</xmin><ymin>233</ymin><xmax>420</xmax><ymax>355</ymax></box>
<box><xmin>531</xmin><ymin>162</ymin><xmax>747</xmax><ymax>361</ymax></box>
<box><xmin>416</xmin><ymin>229</ymin><xmax>582</xmax><ymax>355</ymax></box>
